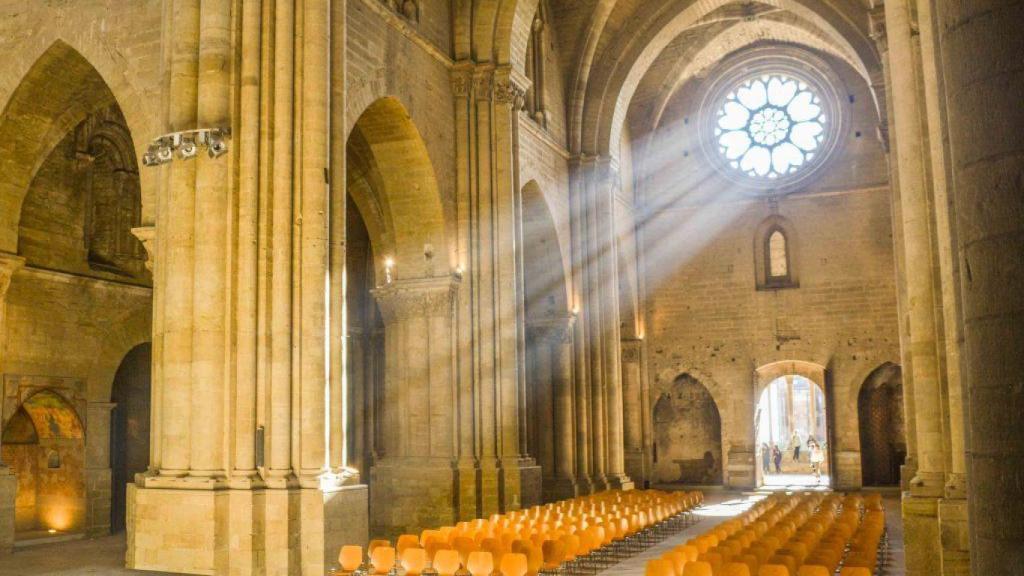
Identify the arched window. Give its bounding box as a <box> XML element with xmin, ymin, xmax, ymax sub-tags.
<box><xmin>767</xmin><ymin>227</ymin><xmax>789</xmax><ymax>281</ymax></box>
<box><xmin>755</xmin><ymin>217</ymin><xmax>798</xmax><ymax>290</ymax></box>
<box><xmin>524</xmin><ymin>2</ymin><xmax>548</xmax><ymax>127</ymax></box>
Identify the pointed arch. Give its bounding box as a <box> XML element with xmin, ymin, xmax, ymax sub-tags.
<box><xmin>0</xmin><ymin>40</ymin><xmax>148</xmax><ymax>254</ymax></box>
<box><xmin>521</xmin><ymin>180</ymin><xmax>571</xmax><ymax>319</ymax></box>
<box><xmin>346</xmin><ymin>97</ymin><xmax>451</xmax><ymax>279</ymax></box>
<box><xmin>652</xmin><ymin>373</ymin><xmax>723</xmax><ymax>485</ymax></box>
<box><xmin>755</xmin><ymin>215</ymin><xmax>800</xmax><ymax>290</ymax></box>
<box><xmin>858</xmin><ymin>362</ymin><xmax>905</xmax><ymax>486</ymax></box>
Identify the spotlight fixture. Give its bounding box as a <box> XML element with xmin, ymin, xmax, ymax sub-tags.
<box><xmin>141</xmin><ymin>127</ymin><xmax>231</xmax><ymax>167</ymax></box>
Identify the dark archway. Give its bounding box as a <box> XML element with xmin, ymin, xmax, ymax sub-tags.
<box><xmin>109</xmin><ymin>343</ymin><xmax>151</xmax><ymax>532</ymax></box>
<box><xmin>652</xmin><ymin>374</ymin><xmax>722</xmax><ymax>485</ymax></box>
<box><xmin>858</xmin><ymin>363</ymin><xmax>905</xmax><ymax>486</ymax></box>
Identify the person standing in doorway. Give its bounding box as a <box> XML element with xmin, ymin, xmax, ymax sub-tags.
<box><xmin>809</xmin><ymin>440</ymin><xmax>825</xmax><ymax>483</ymax></box>
<box><xmin>791</xmin><ymin>430</ymin><xmax>802</xmax><ymax>462</ymax></box>
<box><xmin>761</xmin><ymin>443</ymin><xmax>771</xmax><ymax>475</ymax></box>
<box><xmin>772</xmin><ymin>444</ymin><xmax>783</xmax><ymax>474</ymax></box>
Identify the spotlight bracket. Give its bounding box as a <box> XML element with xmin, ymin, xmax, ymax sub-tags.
<box><xmin>142</xmin><ymin>127</ymin><xmax>231</xmax><ymax>167</ymax></box>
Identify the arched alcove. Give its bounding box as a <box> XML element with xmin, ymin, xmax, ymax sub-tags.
<box><xmin>858</xmin><ymin>362</ymin><xmax>905</xmax><ymax>486</ymax></box>
<box><xmin>109</xmin><ymin>343</ymin><xmax>152</xmax><ymax>533</ymax></box>
<box><xmin>1</xmin><ymin>390</ymin><xmax>86</xmax><ymax>536</ymax></box>
<box><xmin>651</xmin><ymin>373</ymin><xmax>722</xmax><ymax>485</ymax></box>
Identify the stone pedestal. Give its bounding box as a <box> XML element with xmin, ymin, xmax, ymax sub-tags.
<box><xmin>833</xmin><ymin>450</ymin><xmax>862</xmax><ymax>490</ymax></box>
<box><xmin>0</xmin><ymin>469</ymin><xmax>14</xmax><ymax>554</ymax></box>
<box><xmin>518</xmin><ymin>461</ymin><xmax>543</xmax><ymax>508</ymax></box>
<box><xmin>725</xmin><ymin>446</ymin><xmax>756</xmax><ymax>489</ymax></box>
<box><xmin>902</xmin><ymin>493</ymin><xmax>941</xmax><ymax>576</ymax></box>
<box><xmin>127</xmin><ymin>479</ymin><xmax>368</xmax><ymax>575</ymax></box>
<box><xmin>370</xmin><ymin>460</ymin><xmax>458</xmax><ymax>540</ymax></box>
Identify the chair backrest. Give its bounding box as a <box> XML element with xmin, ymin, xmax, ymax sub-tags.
<box><xmin>839</xmin><ymin>569</ymin><xmax>872</xmax><ymax>576</ymax></box>
<box><xmin>339</xmin><ymin>545</ymin><xmax>363</xmax><ymax>572</ymax></box>
<box><xmin>662</xmin><ymin>550</ymin><xmax>687</xmax><ymax>576</ymax></box>
<box><xmin>721</xmin><ymin>562</ymin><xmax>751</xmax><ymax>576</ymax></box>
<box><xmin>370</xmin><ymin>546</ymin><xmax>396</xmax><ymax>575</ymax></box>
<box><xmin>645</xmin><ymin>559</ymin><xmax>675</xmax><ymax>576</ymax></box>
<box><xmin>758</xmin><ymin>564</ymin><xmax>791</xmax><ymax>576</ymax></box>
<box><xmin>368</xmin><ymin>539</ymin><xmax>391</xmax><ymax>554</ymax></box>
<box><xmin>797</xmin><ymin>566</ymin><xmax>831</xmax><ymax>576</ymax></box>
<box><xmin>433</xmin><ymin>549</ymin><xmax>461</xmax><ymax>576</ymax></box>
<box><xmin>397</xmin><ymin>534</ymin><xmax>421</xmax><ymax>555</ymax></box>
<box><xmin>677</xmin><ymin>545</ymin><xmax>699</xmax><ymax>562</ymax></box>
<box><xmin>402</xmin><ymin>548</ymin><xmax>428</xmax><ymax>576</ymax></box>
<box><xmin>499</xmin><ymin>552</ymin><xmax>528</xmax><ymax>576</ymax></box>
<box><xmin>682</xmin><ymin>561</ymin><xmax>713</xmax><ymax>576</ymax></box>
<box><xmin>454</xmin><ymin>536</ymin><xmax>478</xmax><ymax>564</ymax></box>
<box><xmin>467</xmin><ymin>551</ymin><xmax>494</xmax><ymax>576</ymax></box>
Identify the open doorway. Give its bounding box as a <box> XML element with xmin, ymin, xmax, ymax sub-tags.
<box><xmin>756</xmin><ymin>374</ymin><xmax>829</xmax><ymax>488</ymax></box>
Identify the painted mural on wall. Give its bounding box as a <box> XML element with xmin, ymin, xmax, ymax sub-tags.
<box><xmin>0</xmin><ymin>389</ymin><xmax>86</xmax><ymax>534</ymax></box>
<box><xmin>652</xmin><ymin>373</ymin><xmax>722</xmax><ymax>484</ymax></box>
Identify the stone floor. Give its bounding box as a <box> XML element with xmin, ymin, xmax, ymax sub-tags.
<box><xmin>0</xmin><ymin>492</ymin><xmax>905</xmax><ymax>576</ymax></box>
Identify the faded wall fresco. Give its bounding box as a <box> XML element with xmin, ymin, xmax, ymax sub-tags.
<box><xmin>1</xmin><ymin>390</ymin><xmax>86</xmax><ymax>534</ymax></box>
<box><xmin>652</xmin><ymin>374</ymin><xmax>722</xmax><ymax>484</ymax></box>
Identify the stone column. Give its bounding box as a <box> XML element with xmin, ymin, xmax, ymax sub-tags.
<box><xmin>530</xmin><ymin>317</ymin><xmax>578</xmax><ymax>501</ymax></box>
<box><xmin>621</xmin><ymin>338</ymin><xmax>645</xmax><ymax>485</ymax></box>
<box><xmin>933</xmin><ymin>1</ymin><xmax>1024</xmax><ymax>573</ymax></box>
<box><xmin>884</xmin><ymin>2</ymin><xmax>955</xmax><ymax>574</ymax></box>
<box><xmin>0</xmin><ymin>252</ymin><xmax>24</xmax><ymax>554</ymax></box>
<box><xmin>369</xmin><ymin>276</ymin><xmax>459</xmax><ymax>538</ymax></box>
<box><xmin>127</xmin><ymin>2</ymin><xmax>366</xmax><ymax>574</ymax></box>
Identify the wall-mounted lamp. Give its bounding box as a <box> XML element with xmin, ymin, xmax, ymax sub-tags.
<box><xmin>384</xmin><ymin>257</ymin><xmax>394</xmax><ymax>284</ymax></box>
<box><xmin>142</xmin><ymin>127</ymin><xmax>231</xmax><ymax>167</ymax></box>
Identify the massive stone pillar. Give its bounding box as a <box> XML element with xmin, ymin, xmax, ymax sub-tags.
<box><xmin>0</xmin><ymin>252</ymin><xmax>24</xmax><ymax>554</ymax></box>
<box><xmin>529</xmin><ymin>317</ymin><xmax>579</xmax><ymax>501</ymax></box>
<box><xmin>126</xmin><ymin>2</ymin><xmax>365</xmax><ymax>574</ymax></box>
<box><xmin>621</xmin><ymin>338</ymin><xmax>646</xmax><ymax>486</ymax></box>
<box><xmin>452</xmin><ymin>63</ymin><xmax>540</xmax><ymax>515</ymax></box>
<box><xmin>883</xmin><ymin>1</ymin><xmax>948</xmax><ymax>573</ymax></box>
<box><xmin>931</xmin><ymin>1</ymin><xmax>1024</xmax><ymax>574</ymax></box>
<box><xmin>570</xmin><ymin>157</ymin><xmax>633</xmax><ymax>492</ymax></box>
<box><xmin>369</xmin><ymin>277</ymin><xmax>459</xmax><ymax>538</ymax></box>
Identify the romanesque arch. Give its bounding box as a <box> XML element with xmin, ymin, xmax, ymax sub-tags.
<box><xmin>109</xmin><ymin>343</ymin><xmax>152</xmax><ymax>533</ymax></box>
<box><xmin>652</xmin><ymin>373</ymin><xmax>723</xmax><ymax>485</ymax></box>
<box><xmin>858</xmin><ymin>362</ymin><xmax>905</xmax><ymax>486</ymax></box>
<box><xmin>1</xmin><ymin>390</ymin><xmax>85</xmax><ymax>536</ymax></box>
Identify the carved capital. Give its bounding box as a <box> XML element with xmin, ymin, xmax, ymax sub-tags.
<box><xmin>621</xmin><ymin>338</ymin><xmax>643</xmax><ymax>364</ymax></box>
<box><xmin>372</xmin><ymin>276</ymin><xmax>459</xmax><ymax>323</ymax></box>
<box><xmin>494</xmin><ymin>67</ymin><xmax>529</xmax><ymax>107</ymax></box>
<box><xmin>869</xmin><ymin>6</ymin><xmax>887</xmax><ymax>53</ymax></box>
<box><xmin>473</xmin><ymin>69</ymin><xmax>494</xmax><ymax>102</ymax></box>
<box><xmin>131</xmin><ymin>226</ymin><xmax>156</xmax><ymax>272</ymax></box>
<box><xmin>0</xmin><ymin>252</ymin><xmax>26</xmax><ymax>302</ymax></box>
<box><xmin>451</xmin><ymin>63</ymin><xmax>474</xmax><ymax>99</ymax></box>
<box><xmin>527</xmin><ymin>315</ymin><xmax>575</xmax><ymax>344</ymax></box>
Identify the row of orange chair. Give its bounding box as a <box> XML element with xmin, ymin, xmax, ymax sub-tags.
<box><xmin>644</xmin><ymin>492</ymin><xmax>888</xmax><ymax>576</ymax></box>
<box><xmin>334</xmin><ymin>489</ymin><xmax>704</xmax><ymax>576</ymax></box>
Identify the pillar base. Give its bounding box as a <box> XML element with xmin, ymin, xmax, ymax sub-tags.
<box><xmin>0</xmin><ymin>468</ymin><xmax>14</xmax><ymax>555</ymax></box>
<box><xmin>833</xmin><ymin>450</ymin><xmax>862</xmax><ymax>490</ymax></box>
<box><xmin>371</xmin><ymin>460</ymin><xmax>457</xmax><ymax>540</ymax></box>
<box><xmin>902</xmin><ymin>492</ymin><xmax>941</xmax><ymax>576</ymax></box>
<box><xmin>938</xmin><ymin>495</ymin><xmax>970</xmax><ymax>576</ymax></box>
<box><xmin>725</xmin><ymin>447</ymin><xmax>756</xmax><ymax>489</ymax></box>
<box><xmin>127</xmin><ymin>479</ymin><xmax>368</xmax><ymax>575</ymax></box>
<box><xmin>542</xmin><ymin>477</ymin><xmax>579</xmax><ymax>502</ymax></box>
<box><xmin>605</xmin><ymin>474</ymin><xmax>635</xmax><ymax>491</ymax></box>
<box><xmin>516</xmin><ymin>460</ymin><xmax>543</xmax><ymax>509</ymax></box>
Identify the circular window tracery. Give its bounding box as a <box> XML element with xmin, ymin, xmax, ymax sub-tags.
<box><xmin>715</xmin><ymin>74</ymin><xmax>827</xmax><ymax>180</ymax></box>
<box><xmin>699</xmin><ymin>47</ymin><xmax>847</xmax><ymax>193</ymax></box>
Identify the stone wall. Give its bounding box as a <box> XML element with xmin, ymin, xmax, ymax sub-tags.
<box><xmin>637</xmin><ymin>52</ymin><xmax>899</xmax><ymax>489</ymax></box>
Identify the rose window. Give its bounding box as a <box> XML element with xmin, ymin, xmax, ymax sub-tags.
<box><xmin>714</xmin><ymin>74</ymin><xmax>827</xmax><ymax>180</ymax></box>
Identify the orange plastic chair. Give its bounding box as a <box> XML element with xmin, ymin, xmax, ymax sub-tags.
<box><xmin>663</xmin><ymin>550</ymin><xmax>688</xmax><ymax>576</ymax></box>
<box><xmin>467</xmin><ymin>551</ymin><xmax>494</xmax><ymax>576</ymax></box>
<box><xmin>370</xmin><ymin>546</ymin><xmax>396</xmax><ymax>575</ymax></box>
<box><xmin>682</xmin><ymin>561</ymin><xmax>713</xmax><ymax>576</ymax></box>
<box><xmin>368</xmin><ymin>539</ymin><xmax>390</xmax><ymax>553</ymax></box>
<box><xmin>758</xmin><ymin>565</ymin><xmax>791</xmax><ymax>576</ymax></box>
<box><xmin>797</xmin><ymin>566</ymin><xmax>830</xmax><ymax>576</ymax></box>
<box><xmin>454</xmin><ymin>536</ymin><xmax>478</xmax><ymax>565</ymax></box>
<box><xmin>433</xmin><ymin>549</ymin><xmax>461</xmax><ymax>576</ymax></box>
<box><xmin>839</xmin><ymin>569</ymin><xmax>871</xmax><ymax>576</ymax></box>
<box><xmin>402</xmin><ymin>548</ymin><xmax>428</xmax><ymax>576</ymax></box>
<box><xmin>721</xmin><ymin>562</ymin><xmax>752</xmax><ymax>576</ymax></box>
<box><xmin>540</xmin><ymin>539</ymin><xmax>565</xmax><ymax>571</ymax></box>
<box><xmin>677</xmin><ymin>544</ymin><xmax>699</xmax><ymax>563</ymax></box>
<box><xmin>397</xmin><ymin>534</ymin><xmax>421</xmax><ymax>555</ymax></box>
<box><xmin>500</xmin><ymin>552</ymin><xmax>528</xmax><ymax>576</ymax></box>
<box><xmin>339</xmin><ymin>545</ymin><xmax>363</xmax><ymax>573</ymax></box>
<box><xmin>646</xmin><ymin>559</ymin><xmax>675</xmax><ymax>576</ymax></box>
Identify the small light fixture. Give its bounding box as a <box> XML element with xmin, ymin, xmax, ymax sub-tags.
<box><xmin>384</xmin><ymin>257</ymin><xmax>394</xmax><ymax>284</ymax></box>
<box><xmin>47</xmin><ymin>529</ymin><xmax>57</xmax><ymax>534</ymax></box>
<box><xmin>141</xmin><ymin>127</ymin><xmax>231</xmax><ymax>167</ymax></box>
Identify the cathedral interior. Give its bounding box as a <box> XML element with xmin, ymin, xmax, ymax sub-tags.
<box><xmin>0</xmin><ymin>0</ymin><xmax>1020</xmax><ymax>575</ymax></box>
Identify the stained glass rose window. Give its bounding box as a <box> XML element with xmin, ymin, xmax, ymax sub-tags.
<box><xmin>714</xmin><ymin>74</ymin><xmax>827</xmax><ymax>180</ymax></box>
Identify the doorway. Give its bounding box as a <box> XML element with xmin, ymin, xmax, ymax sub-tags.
<box><xmin>755</xmin><ymin>374</ymin><xmax>829</xmax><ymax>487</ymax></box>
